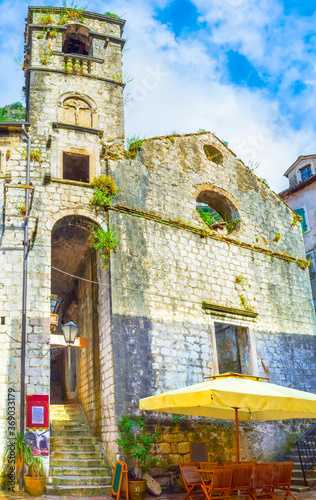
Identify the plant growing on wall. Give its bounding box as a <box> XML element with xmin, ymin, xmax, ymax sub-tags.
<box><xmin>292</xmin><ymin>213</ymin><xmax>302</xmax><ymax>226</ymax></box>
<box><xmin>91</xmin><ymin>226</ymin><xmax>120</xmax><ymax>268</ymax></box>
<box><xmin>58</xmin><ymin>0</ymin><xmax>86</xmax><ymax>24</ymax></box>
<box><xmin>117</xmin><ymin>416</ymin><xmax>160</xmax><ymax>480</ymax></box>
<box><xmin>40</xmin><ymin>49</ymin><xmax>53</xmax><ymax>65</ymax></box>
<box><xmin>225</xmin><ymin>218</ymin><xmax>240</xmax><ymax>233</ymax></box>
<box><xmin>89</xmin><ymin>175</ymin><xmax>119</xmax><ymax>208</ymax></box>
<box><xmin>15</xmin><ymin>204</ymin><xmax>27</xmax><ymax>216</ymax></box>
<box><xmin>105</xmin><ymin>11</ymin><xmax>120</xmax><ymax>18</ymax></box>
<box><xmin>124</xmin><ymin>136</ymin><xmax>144</xmax><ymax>159</ymax></box>
<box><xmin>37</xmin><ymin>8</ymin><xmax>56</xmax><ymax>25</ymax></box>
<box><xmin>274</xmin><ymin>233</ymin><xmax>281</xmax><ymax>242</ymax></box>
<box><xmin>112</xmin><ymin>72</ymin><xmax>133</xmax><ymax>85</ymax></box>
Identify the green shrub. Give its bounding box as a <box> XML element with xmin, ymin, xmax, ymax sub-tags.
<box><xmin>117</xmin><ymin>416</ymin><xmax>159</xmax><ymax>480</ymax></box>
<box><xmin>89</xmin><ymin>175</ymin><xmax>119</xmax><ymax>208</ymax></box>
<box><xmin>91</xmin><ymin>226</ymin><xmax>120</xmax><ymax>268</ymax></box>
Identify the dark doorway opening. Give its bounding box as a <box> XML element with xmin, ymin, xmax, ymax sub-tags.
<box><xmin>215</xmin><ymin>323</ymin><xmax>251</xmax><ymax>374</ymax></box>
<box><xmin>63</xmin><ymin>152</ymin><xmax>89</xmax><ymax>183</ymax></box>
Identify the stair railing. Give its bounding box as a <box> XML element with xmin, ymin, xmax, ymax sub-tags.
<box><xmin>295</xmin><ymin>423</ymin><xmax>316</xmax><ymax>485</ymax></box>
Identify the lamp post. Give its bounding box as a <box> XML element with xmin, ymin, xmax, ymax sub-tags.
<box><xmin>61</xmin><ymin>321</ymin><xmax>79</xmax><ymax>398</ymax></box>
<box><xmin>50</xmin><ymin>296</ymin><xmax>59</xmax><ymax>313</ymax></box>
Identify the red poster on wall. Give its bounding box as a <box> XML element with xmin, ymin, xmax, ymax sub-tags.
<box><xmin>26</xmin><ymin>395</ymin><xmax>49</xmax><ymax>429</ymax></box>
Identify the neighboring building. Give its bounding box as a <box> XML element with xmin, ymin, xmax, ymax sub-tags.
<box><xmin>280</xmin><ymin>155</ymin><xmax>316</xmax><ymax>309</ymax></box>
<box><xmin>1</xmin><ymin>5</ymin><xmax>316</xmax><ymax>492</ymax></box>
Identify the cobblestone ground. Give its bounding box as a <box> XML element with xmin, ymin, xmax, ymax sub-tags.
<box><xmin>0</xmin><ymin>494</ymin><xmax>182</xmax><ymax>500</ymax></box>
<box><xmin>1</xmin><ymin>494</ymin><xmax>316</xmax><ymax>500</ymax></box>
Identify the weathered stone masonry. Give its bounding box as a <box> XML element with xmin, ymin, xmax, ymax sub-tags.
<box><xmin>107</xmin><ymin>133</ymin><xmax>316</xmax><ymax>463</ymax></box>
<box><xmin>0</xmin><ymin>5</ymin><xmax>316</xmax><ymax>489</ymax></box>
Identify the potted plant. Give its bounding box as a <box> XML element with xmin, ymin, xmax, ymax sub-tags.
<box><xmin>117</xmin><ymin>416</ymin><xmax>160</xmax><ymax>500</ymax></box>
<box><xmin>24</xmin><ymin>454</ymin><xmax>46</xmax><ymax>497</ymax></box>
<box><xmin>5</xmin><ymin>431</ymin><xmax>46</xmax><ymax>496</ymax></box>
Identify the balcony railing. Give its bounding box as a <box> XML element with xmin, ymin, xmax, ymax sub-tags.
<box><xmin>63</xmin><ymin>55</ymin><xmax>91</xmax><ymax>74</ymax></box>
<box><xmin>295</xmin><ymin>422</ymin><xmax>316</xmax><ymax>485</ymax></box>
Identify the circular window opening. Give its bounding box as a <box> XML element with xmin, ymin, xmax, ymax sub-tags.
<box><xmin>196</xmin><ymin>190</ymin><xmax>240</xmax><ymax>233</ymax></box>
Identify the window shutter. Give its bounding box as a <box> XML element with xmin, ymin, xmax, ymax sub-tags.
<box><xmin>295</xmin><ymin>208</ymin><xmax>308</xmax><ymax>232</ymax></box>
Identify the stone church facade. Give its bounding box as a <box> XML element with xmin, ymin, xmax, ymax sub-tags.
<box><xmin>0</xmin><ymin>6</ymin><xmax>316</xmax><ymax>488</ymax></box>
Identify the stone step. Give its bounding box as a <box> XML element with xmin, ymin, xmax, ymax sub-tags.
<box><xmin>50</xmin><ymin>475</ymin><xmax>111</xmax><ymax>486</ymax></box>
<box><xmin>51</xmin><ymin>467</ymin><xmax>108</xmax><ymax>477</ymax></box>
<box><xmin>51</xmin><ymin>421</ymin><xmax>86</xmax><ymax>428</ymax></box>
<box><xmin>51</xmin><ymin>451</ymin><xmax>103</xmax><ymax>459</ymax></box>
<box><xmin>45</xmin><ymin>484</ymin><xmax>111</xmax><ymax>496</ymax></box>
<box><xmin>293</xmin><ymin>469</ymin><xmax>316</xmax><ymax>479</ymax></box>
<box><xmin>52</xmin><ymin>429</ymin><xmax>89</xmax><ymax>436</ymax></box>
<box><xmin>51</xmin><ymin>443</ymin><xmax>101</xmax><ymax>452</ymax></box>
<box><xmin>50</xmin><ymin>408</ymin><xmax>82</xmax><ymax>412</ymax></box>
<box><xmin>51</xmin><ymin>436</ymin><xmax>98</xmax><ymax>445</ymax></box>
<box><xmin>50</xmin><ymin>411</ymin><xmax>83</xmax><ymax>418</ymax></box>
<box><xmin>291</xmin><ymin>477</ymin><xmax>309</xmax><ymax>485</ymax></box>
<box><xmin>290</xmin><ymin>485</ymin><xmax>311</xmax><ymax>493</ymax></box>
<box><xmin>51</xmin><ymin>458</ymin><xmax>107</xmax><ymax>468</ymax></box>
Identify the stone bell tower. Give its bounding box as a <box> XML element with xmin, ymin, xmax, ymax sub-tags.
<box><xmin>24</xmin><ymin>6</ymin><xmax>126</xmax><ymax>182</ymax></box>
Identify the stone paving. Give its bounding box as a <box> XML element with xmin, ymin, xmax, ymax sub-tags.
<box><xmin>1</xmin><ymin>494</ymin><xmax>316</xmax><ymax>500</ymax></box>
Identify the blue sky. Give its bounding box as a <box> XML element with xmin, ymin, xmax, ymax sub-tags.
<box><xmin>1</xmin><ymin>0</ymin><xmax>316</xmax><ymax>190</ymax></box>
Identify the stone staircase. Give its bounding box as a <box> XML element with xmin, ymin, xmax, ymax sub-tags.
<box><xmin>285</xmin><ymin>447</ymin><xmax>315</xmax><ymax>493</ymax></box>
<box><xmin>47</xmin><ymin>404</ymin><xmax>112</xmax><ymax>496</ymax></box>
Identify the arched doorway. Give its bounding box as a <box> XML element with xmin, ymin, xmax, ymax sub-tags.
<box><xmin>50</xmin><ymin>215</ymin><xmax>101</xmax><ymax>433</ymax></box>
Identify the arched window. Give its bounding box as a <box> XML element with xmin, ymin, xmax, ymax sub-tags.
<box><xmin>62</xmin><ymin>25</ymin><xmax>92</xmax><ymax>56</ymax></box>
<box><xmin>61</xmin><ymin>97</ymin><xmax>92</xmax><ymax>128</ymax></box>
<box><xmin>196</xmin><ymin>188</ymin><xmax>240</xmax><ymax>233</ymax></box>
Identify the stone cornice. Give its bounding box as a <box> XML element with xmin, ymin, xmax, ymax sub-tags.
<box><xmin>29</xmin><ymin>7</ymin><xmax>126</xmax><ymax>27</ymax></box>
<box><xmin>27</xmin><ymin>67</ymin><xmax>125</xmax><ymax>87</ymax></box>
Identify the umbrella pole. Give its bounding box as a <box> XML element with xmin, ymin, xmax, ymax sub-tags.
<box><xmin>234</xmin><ymin>407</ymin><xmax>240</xmax><ymax>463</ymax></box>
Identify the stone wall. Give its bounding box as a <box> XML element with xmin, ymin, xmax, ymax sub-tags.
<box><xmin>76</xmin><ymin>250</ymin><xmax>101</xmax><ymax>436</ymax></box>
<box><xmin>107</xmin><ymin>132</ymin><xmax>316</xmax><ymax>463</ymax></box>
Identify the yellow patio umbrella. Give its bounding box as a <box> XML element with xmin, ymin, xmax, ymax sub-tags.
<box><xmin>139</xmin><ymin>372</ymin><xmax>316</xmax><ymax>462</ymax></box>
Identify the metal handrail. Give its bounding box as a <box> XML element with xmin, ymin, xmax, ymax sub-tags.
<box><xmin>295</xmin><ymin>423</ymin><xmax>316</xmax><ymax>485</ymax></box>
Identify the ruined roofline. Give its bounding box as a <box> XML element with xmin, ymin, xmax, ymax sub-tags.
<box><xmin>283</xmin><ymin>154</ymin><xmax>316</xmax><ymax>177</ymax></box>
<box><xmin>29</xmin><ymin>6</ymin><xmax>126</xmax><ymax>26</ymax></box>
<box><xmin>141</xmin><ymin>130</ymin><xmax>300</xmax><ymax>220</ymax></box>
<box><xmin>143</xmin><ymin>130</ymin><xmax>237</xmax><ymax>157</ymax></box>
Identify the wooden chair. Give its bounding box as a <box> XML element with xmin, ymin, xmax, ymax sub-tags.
<box><xmin>180</xmin><ymin>465</ymin><xmax>205</xmax><ymax>500</ymax></box>
<box><xmin>273</xmin><ymin>462</ymin><xmax>297</xmax><ymax>500</ymax></box>
<box><xmin>251</xmin><ymin>463</ymin><xmax>276</xmax><ymax>500</ymax></box>
<box><xmin>199</xmin><ymin>462</ymin><xmax>217</xmax><ymax>468</ymax></box>
<box><xmin>199</xmin><ymin>462</ymin><xmax>218</xmax><ymax>484</ymax></box>
<box><xmin>200</xmin><ymin>466</ymin><xmax>233</xmax><ymax>500</ymax></box>
<box><xmin>231</xmin><ymin>463</ymin><xmax>254</xmax><ymax>497</ymax></box>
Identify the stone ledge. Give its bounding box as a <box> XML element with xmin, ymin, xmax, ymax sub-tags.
<box><xmin>43</xmin><ymin>174</ymin><xmax>93</xmax><ymax>188</ymax></box>
<box><xmin>27</xmin><ymin>67</ymin><xmax>125</xmax><ymax>86</ymax></box>
<box><xmin>202</xmin><ymin>301</ymin><xmax>258</xmax><ymax>318</ymax></box>
<box><xmin>108</xmin><ymin>204</ymin><xmax>309</xmax><ymax>268</ymax></box>
<box><xmin>52</xmin><ymin>121</ymin><xmax>103</xmax><ymax>137</ymax></box>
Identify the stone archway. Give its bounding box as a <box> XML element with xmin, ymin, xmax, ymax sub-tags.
<box><xmin>50</xmin><ymin>214</ymin><xmax>103</xmax><ymax>436</ymax></box>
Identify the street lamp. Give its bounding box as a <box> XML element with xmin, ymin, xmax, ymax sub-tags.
<box><xmin>61</xmin><ymin>320</ymin><xmax>79</xmax><ymax>345</ymax></box>
<box><xmin>50</xmin><ymin>295</ymin><xmax>59</xmax><ymax>313</ymax></box>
